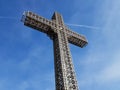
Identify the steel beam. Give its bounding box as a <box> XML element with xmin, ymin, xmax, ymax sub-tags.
<box><xmin>22</xmin><ymin>11</ymin><xmax>88</xmax><ymax>90</ymax></box>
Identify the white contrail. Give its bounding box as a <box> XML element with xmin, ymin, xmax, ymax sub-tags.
<box><xmin>65</xmin><ymin>23</ymin><xmax>100</xmax><ymax>30</ymax></box>
<box><xmin>0</xmin><ymin>16</ymin><xmax>100</xmax><ymax>30</ymax></box>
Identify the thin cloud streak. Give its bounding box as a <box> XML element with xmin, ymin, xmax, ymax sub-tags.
<box><xmin>65</xmin><ymin>23</ymin><xmax>100</xmax><ymax>30</ymax></box>
<box><xmin>77</xmin><ymin>0</ymin><xmax>120</xmax><ymax>88</ymax></box>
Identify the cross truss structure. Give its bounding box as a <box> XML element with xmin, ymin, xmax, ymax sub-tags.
<box><xmin>21</xmin><ymin>11</ymin><xmax>88</xmax><ymax>90</ymax></box>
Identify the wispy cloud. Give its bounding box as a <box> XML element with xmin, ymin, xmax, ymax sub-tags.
<box><xmin>1</xmin><ymin>0</ymin><xmax>120</xmax><ymax>90</ymax></box>
<box><xmin>73</xmin><ymin>0</ymin><xmax>120</xmax><ymax>89</ymax></box>
<box><xmin>65</xmin><ymin>23</ymin><xmax>100</xmax><ymax>30</ymax></box>
<box><xmin>79</xmin><ymin>50</ymin><xmax>120</xmax><ymax>86</ymax></box>
<box><xmin>97</xmin><ymin>53</ymin><xmax>120</xmax><ymax>83</ymax></box>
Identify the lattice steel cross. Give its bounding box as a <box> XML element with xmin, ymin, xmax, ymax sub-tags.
<box><xmin>21</xmin><ymin>11</ymin><xmax>88</xmax><ymax>90</ymax></box>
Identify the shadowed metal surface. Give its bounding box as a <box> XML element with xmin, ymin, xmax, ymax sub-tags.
<box><xmin>22</xmin><ymin>11</ymin><xmax>88</xmax><ymax>90</ymax></box>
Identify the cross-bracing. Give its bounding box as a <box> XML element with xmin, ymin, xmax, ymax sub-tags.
<box><xmin>22</xmin><ymin>11</ymin><xmax>88</xmax><ymax>90</ymax></box>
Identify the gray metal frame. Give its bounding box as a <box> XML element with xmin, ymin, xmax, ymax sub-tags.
<box><xmin>22</xmin><ymin>11</ymin><xmax>88</xmax><ymax>90</ymax></box>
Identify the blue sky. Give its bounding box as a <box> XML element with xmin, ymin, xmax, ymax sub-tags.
<box><xmin>0</xmin><ymin>0</ymin><xmax>120</xmax><ymax>90</ymax></box>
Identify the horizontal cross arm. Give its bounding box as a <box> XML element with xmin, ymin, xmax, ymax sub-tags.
<box><xmin>66</xmin><ymin>29</ymin><xmax>88</xmax><ymax>48</ymax></box>
<box><xmin>21</xmin><ymin>11</ymin><xmax>57</xmax><ymax>34</ymax></box>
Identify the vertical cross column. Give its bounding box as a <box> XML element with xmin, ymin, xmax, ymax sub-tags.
<box><xmin>22</xmin><ymin>11</ymin><xmax>88</xmax><ymax>90</ymax></box>
<box><xmin>52</xmin><ymin>12</ymin><xmax>78</xmax><ymax>90</ymax></box>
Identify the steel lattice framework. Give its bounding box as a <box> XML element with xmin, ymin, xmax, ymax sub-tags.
<box><xmin>21</xmin><ymin>11</ymin><xmax>88</xmax><ymax>90</ymax></box>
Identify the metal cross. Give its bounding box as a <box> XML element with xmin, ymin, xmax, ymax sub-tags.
<box><xmin>21</xmin><ymin>11</ymin><xmax>88</xmax><ymax>90</ymax></box>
